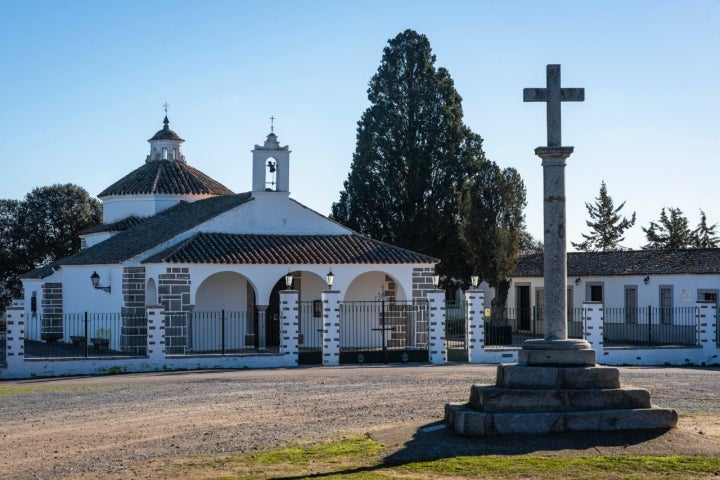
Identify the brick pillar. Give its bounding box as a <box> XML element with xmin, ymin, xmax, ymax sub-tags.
<box><xmin>583</xmin><ymin>301</ymin><xmax>603</xmax><ymax>358</ymax></box>
<box><xmin>321</xmin><ymin>290</ymin><xmax>341</xmax><ymax>366</ymax></box>
<box><xmin>697</xmin><ymin>301</ymin><xmax>717</xmax><ymax>358</ymax></box>
<box><xmin>5</xmin><ymin>306</ymin><xmax>25</xmax><ymax>370</ymax></box>
<box><xmin>466</xmin><ymin>289</ymin><xmax>485</xmax><ymax>364</ymax></box>
<box><xmin>280</xmin><ymin>290</ymin><xmax>299</xmax><ymax>364</ymax></box>
<box><xmin>146</xmin><ymin>305</ymin><xmax>165</xmax><ymax>363</ymax></box>
<box><xmin>427</xmin><ymin>291</ymin><xmax>446</xmax><ymax>365</ymax></box>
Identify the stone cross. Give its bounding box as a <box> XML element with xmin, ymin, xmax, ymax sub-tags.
<box><xmin>523</xmin><ymin>65</ymin><xmax>584</xmax><ymax>147</ymax></box>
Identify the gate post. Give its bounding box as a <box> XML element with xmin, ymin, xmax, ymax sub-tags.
<box><xmin>427</xmin><ymin>291</ymin><xmax>447</xmax><ymax>365</ymax></box>
<box><xmin>280</xmin><ymin>290</ymin><xmax>299</xmax><ymax>365</ymax></box>
<box><xmin>466</xmin><ymin>289</ymin><xmax>485</xmax><ymax>363</ymax></box>
<box><xmin>697</xmin><ymin>301</ymin><xmax>717</xmax><ymax>356</ymax></box>
<box><xmin>321</xmin><ymin>290</ymin><xmax>341</xmax><ymax>366</ymax></box>
<box><xmin>5</xmin><ymin>306</ymin><xmax>26</xmax><ymax>374</ymax></box>
<box><xmin>146</xmin><ymin>305</ymin><xmax>165</xmax><ymax>364</ymax></box>
<box><xmin>583</xmin><ymin>301</ymin><xmax>604</xmax><ymax>359</ymax></box>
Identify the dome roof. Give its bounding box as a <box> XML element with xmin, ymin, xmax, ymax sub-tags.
<box><xmin>99</xmin><ymin>160</ymin><xmax>234</xmax><ymax>197</ymax></box>
<box><xmin>148</xmin><ymin>116</ymin><xmax>184</xmax><ymax>142</ymax></box>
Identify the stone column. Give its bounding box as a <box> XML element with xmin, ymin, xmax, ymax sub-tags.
<box><xmin>5</xmin><ymin>306</ymin><xmax>25</xmax><ymax>371</ymax></box>
<box><xmin>256</xmin><ymin>305</ymin><xmax>268</xmax><ymax>351</ymax></box>
<box><xmin>427</xmin><ymin>290</ymin><xmax>446</xmax><ymax>365</ymax></box>
<box><xmin>466</xmin><ymin>289</ymin><xmax>485</xmax><ymax>364</ymax></box>
<box><xmin>280</xmin><ymin>290</ymin><xmax>299</xmax><ymax>364</ymax></box>
<box><xmin>321</xmin><ymin>290</ymin><xmax>341</xmax><ymax>366</ymax></box>
<box><xmin>146</xmin><ymin>305</ymin><xmax>166</xmax><ymax>364</ymax></box>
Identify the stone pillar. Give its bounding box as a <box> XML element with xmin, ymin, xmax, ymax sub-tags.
<box><xmin>583</xmin><ymin>302</ymin><xmax>604</xmax><ymax>357</ymax></box>
<box><xmin>256</xmin><ymin>305</ymin><xmax>268</xmax><ymax>351</ymax></box>
<box><xmin>146</xmin><ymin>305</ymin><xmax>165</xmax><ymax>364</ymax></box>
<box><xmin>5</xmin><ymin>306</ymin><xmax>25</xmax><ymax>371</ymax></box>
<box><xmin>466</xmin><ymin>289</ymin><xmax>485</xmax><ymax>364</ymax></box>
<box><xmin>427</xmin><ymin>291</ymin><xmax>446</xmax><ymax>365</ymax></box>
<box><xmin>697</xmin><ymin>301</ymin><xmax>717</xmax><ymax>357</ymax></box>
<box><xmin>280</xmin><ymin>290</ymin><xmax>299</xmax><ymax>365</ymax></box>
<box><xmin>321</xmin><ymin>290</ymin><xmax>341</xmax><ymax>366</ymax></box>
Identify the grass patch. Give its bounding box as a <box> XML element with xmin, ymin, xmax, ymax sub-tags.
<box><xmin>0</xmin><ymin>384</ymin><xmax>114</xmax><ymax>398</ymax></box>
<box><xmin>163</xmin><ymin>436</ymin><xmax>720</xmax><ymax>480</ymax></box>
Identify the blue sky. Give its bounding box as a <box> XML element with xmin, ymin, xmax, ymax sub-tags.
<box><xmin>1</xmin><ymin>0</ymin><xmax>718</xmax><ymax>250</ymax></box>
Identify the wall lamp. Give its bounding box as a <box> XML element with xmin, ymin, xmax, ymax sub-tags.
<box><xmin>644</xmin><ymin>276</ymin><xmax>650</xmax><ymax>285</ymax></box>
<box><xmin>471</xmin><ymin>273</ymin><xmax>480</xmax><ymax>289</ymax></box>
<box><xmin>285</xmin><ymin>270</ymin><xmax>294</xmax><ymax>289</ymax></box>
<box><xmin>432</xmin><ymin>272</ymin><xmax>440</xmax><ymax>288</ymax></box>
<box><xmin>326</xmin><ymin>269</ymin><xmax>334</xmax><ymax>289</ymax></box>
<box><xmin>575</xmin><ymin>277</ymin><xmax>581</xmax><ymax>285</ymax></box>
<box><xmin>90</xmin><ymin>271</ymin><xmax>111</xmax><ymax>293</ymax></box>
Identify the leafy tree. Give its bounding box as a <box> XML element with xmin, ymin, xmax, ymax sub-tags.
<box><xmin>0</xmin><ymin>184</ymin><xmax>101</xmax><ymax>312</ymax></box>
<box><xmin>691</xmin><ymin>210</ymin><xmax>719</xmax><ymax>248</ymax></box>
<box><xmin>459</xmin><ymin>163</ymin><xmax>527</xmax><ymax>324</ymax></box>
<box><xmin>519</xmin><ymin>229</ymin><xmax>543</xmax><ymax>255</ymax></box>
<box><xmin>330</xmin><ymin>29</ymin><xmax>485</xmax><ymax>279</ymax></box>
<box><xmin>572</xmin><ymin>181</ymin><xmax>636</xmax><ymax>251</ymax></box>
<box><xmin>642</xmin><ymin>207</ymin><xmax>693</xmax><ymax>250</ymax></box>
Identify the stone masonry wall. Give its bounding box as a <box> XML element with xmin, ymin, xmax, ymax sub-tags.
<box><xmin>121</xmin><ymin>267</ymin><xmax>147</xmax><ymax>355</ymax></box>
<box><xmin>41</xmin><ymin>283</ymin><xmax>63</xmax><ymax>341</ymax></box>
<box><xmin>412</xmin><ymin>267</ymin><xmax>436</xmax><ymax>302</ymax></box>
<box><xmin>158</xmin><ymin>267</ymin><xmax>192</xmax><ymax>354</ymax></box>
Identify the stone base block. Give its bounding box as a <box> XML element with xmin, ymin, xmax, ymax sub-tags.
<box><xmin>446</xmin><ymin>404</ymin><xmax>678</xmax><ymax>436</ymax></box>
<box><xmin>469</xmin><ymin>385</ymin><xmax>651</xmax><ymax>413</ymax></box>
<box><xmin>496</xmin><ymin>364</ymin><xmax>621</xmax><ymax>390</ymax></box>
<box><xmin>518</xmin><ymin>348</ymin><xmax>596</xmax><ymax>366</ymax></box>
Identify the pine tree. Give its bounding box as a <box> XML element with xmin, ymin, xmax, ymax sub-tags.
<box><xmin>691</xmin><ymin>210</ymin><xmax>719</xmax><ymax>248</ymax></box>
<box><xmin>330</xmin><ymin>30</ymin><xmax>486</xmax><ymax>278</ymax></box>
<box><xmin>572</xmin><ymin>181</ymin><xmax>636</xmax><ymax>251</ymax></box>
<box><xmin>642</xmin><ymin>207</ymin><xmax>693</xmax><ymax>249</ymax></box>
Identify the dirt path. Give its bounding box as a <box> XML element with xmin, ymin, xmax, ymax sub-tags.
<box><xmin>1</xmin><ymin>364</ymin><xmax>718</xmax><ymax>479</ymax></box>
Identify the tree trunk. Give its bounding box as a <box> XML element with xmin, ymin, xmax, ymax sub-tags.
<box><xmin>490</xmin><ymin>279</ymin><xmax>511</xmax><ymax>326</ymax></box>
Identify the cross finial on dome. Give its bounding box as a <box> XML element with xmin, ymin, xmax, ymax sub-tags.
<box><xmin>270</xmin><ymin>115</ymin><xmax>275</xmax><ymax>133</ymax></box>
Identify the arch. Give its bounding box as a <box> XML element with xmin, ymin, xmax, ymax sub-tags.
<box><xmin>265</xmin><ymin>156</ymin><xmax>278</xmax><ymax>191</ymax></box>
<box><xmin>146</xmin><ymin>278</ymin><xmax>157</xmax><ymax>305</ymax></box>
<box><xmin>195</xmin><ymin>271</ymin><xmax>255</xmax><ymax>311</ymax></box>
<box><xmin>345</xmin><ymin>271</ymin><xmax>407</xmax><ymax>302</ymax></box>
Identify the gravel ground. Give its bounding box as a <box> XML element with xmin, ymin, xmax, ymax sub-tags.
<box><xmin>1</xmin><ymin>364</ymin><xmax>719</xmax><ymax>479</ymax></box>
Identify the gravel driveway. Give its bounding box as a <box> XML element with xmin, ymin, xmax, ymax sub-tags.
<box><xmin>1</xmin><ymin>364</ymin><xmax>719</xmax><ymax>479</ymax></box>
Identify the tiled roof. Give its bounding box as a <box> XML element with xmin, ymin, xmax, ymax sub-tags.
<box><xmin>45</xmin><ymin>193</ymin><xmax>253</xmax><ymax>267</ymax></box>
<box><xmin>98</xmin><ymin>160</ymin><xmax>234</xmax><ymax>197</ymax></box>
<box><xmin>80</xmin><ymin>216</ymin><xmax>146</xmax><ymax>235</ymax></box>
<box><xmin>144</xmin><ymin>232</ymin><xmax>439</xmax><ymax>265</ymax></box>
<box><xmin>513</xmin><ymin>249</ymin><xmax>720</xmax><ymax>277</ymax></box>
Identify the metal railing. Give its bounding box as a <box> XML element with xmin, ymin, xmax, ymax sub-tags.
<box><xmin>24</xmin><ymin>313</ymin><xmax>147</xmax><ymax>359</ymax></box>
<box><xmin>603</xmin><ymin>306</ymin><xmax>699</xmax><ymax>347</ymax></box>
<box><xmin>298</xmin><ymin>301</ymin><xmax>322</xmax><ymax>353</ymax></box>
<box><xmin>165</xmin><ymin>310</ymin><xmax>279</xmax><ymax>355</ymax></box>
<box><xmin>339</xmin><ymin>301</ymin><xmax>429</xmax><ymax>352</ymax></box>
<box><xmin>445</xmin><ymin>301</ymin><xmax>468</xmax><ymax>350</ymax></box>
<box><xmin>484</xmin><ymin>307</ymin><xmax>586</xmax><ymax>349</ymax></box>
<box><xmin>0</xmin><ymin>313</ymin><xmax>6</xmax><ymax>367</ymax></box>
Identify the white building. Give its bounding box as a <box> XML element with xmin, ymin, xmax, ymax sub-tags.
<box><xmin>20</xmin><ymin>117</ymin><xmax>438</xmax><ymax>357</ymax></box>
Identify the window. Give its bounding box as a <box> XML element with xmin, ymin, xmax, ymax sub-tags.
<box><xmin>586</xmin><ymin>283</ymin><xmax>603</xmax><ymax>302</ymax></box>
<box><xmin>660</xmin><ymin>286</ymin><xmax>673</xmax><ymax>325</ymax></box>
<box><xmin>624</xmin><ymin>286</ymin><xmax>637</xmax><ymax>324</ymax></box>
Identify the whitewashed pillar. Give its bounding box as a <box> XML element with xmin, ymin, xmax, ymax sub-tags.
<box><xmin>321</xmin><ymin>290</ymin><xmax>341</xmax><ymax>366</ymax></box>
<box><xmin>5</xmin><ymin>306</ymin><xmax>25</xmax><ymax>371</ymax></box>
<box><xmin>427</xmin><ymin>291</ymin><xmax>446</xmax><ymax>365</ymax></box>
<box><xmin>280</xmin><ymin>290</ymin><xmax>299</xmax><ymax>364</ymax></box>
<box><xmin>146</xmin><ymin>305</ymin><xmax>165</xmax><ymax>363</ymax></box>
<box><xmin>697</xmin><ymin>301</ymin><xmax>717</xmax><ymax>361</ymax></box>
<box><xmin>583</xmin><ymin>301</ymin><xmax>603</xmax><ymax>360</ymax></box>
<box><xmin>466</xmin><ymin>290</ymin><xmax>485</xmax><ymax>363</ymax></box>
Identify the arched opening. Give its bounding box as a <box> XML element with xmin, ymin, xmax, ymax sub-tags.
<box><xmin>345</xmin><ymin>271</ymin><xmax>406</xmax><ymax>302</ymax></box>
<box><xmin>265</xmin><ymin>156</ymin><xmax>277</xmax><ymax>191</ymax></box>
<box><xmin>146</xmin><ymin>278</ymin><xmax>157</xmax><ymax>306</ymax></box>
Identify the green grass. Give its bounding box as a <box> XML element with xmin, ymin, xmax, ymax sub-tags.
<box><xmin>0</xmin><ymin>383</ymin><xmax>114</xmax><ymax>398</ymax></box>
<box><xmin>164</xmin><ymin>436</ymin><xmax>720</xmax><ymax>480</ymax></box>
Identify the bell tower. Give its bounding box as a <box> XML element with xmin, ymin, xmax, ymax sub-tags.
<box><xmin>252</xmin><ymin>130</ymin><xmax>290</xmax><ymax>193</ymax></box>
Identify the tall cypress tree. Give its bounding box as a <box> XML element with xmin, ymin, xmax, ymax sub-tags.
<box><xmin>331</xmin><ymin>29</ymin><xmax>485</xmax><ymax>278</ymax></box>
<box><xmin>642</xmin><ymin>207</ymin><xmax>693</xmax><ymax>250</ymax></box>
<box><xmin>572</xmin><ymin>181</ymin><xmax>636</xmax><ymax>252</ymax></box>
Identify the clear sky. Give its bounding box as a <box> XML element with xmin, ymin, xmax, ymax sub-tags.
<box><xmin>1</xmin><ymin>0</ymin><xmax>718</xmax><ymax>250</ymax></box>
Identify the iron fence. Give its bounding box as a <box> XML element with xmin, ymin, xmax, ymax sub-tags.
<box><xmin>339</xmin><ymin>301</ymin><xmax>429</xmax><ymax>353</ymax></box>
<box><xmin>484</xmin><ymin>307</ymin><xmax>586</xmax><ymax>349</ymax></box>
<box><xmin>445</xmin><ymin>301</ymin><xmax>468</xmax><ymax>360</ymax></box>
<box><xmin>165</xmin><ymin>310</ymin><xmax>280</xmax><ymax>356</ymax></box>
<box><xmin>298</xmin><ymin>301</ymin><xmax>322</xmax><ymax>352</ymax></box>
<box><xmin>603</xmin><ymin>307</ymin><xmax>699</xmax><ymax>347</ymax></box>
<box><xmin>24</xmin><ymin>313</ymin><xmax>147</xmax><ymax>359</ymax></box>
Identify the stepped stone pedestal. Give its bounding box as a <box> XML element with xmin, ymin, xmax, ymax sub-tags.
<box><xmin>445</xmin><ymin>339</ymin><xmax>678</xmax><ymax>436</ymax></box>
